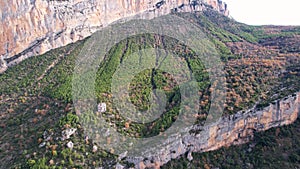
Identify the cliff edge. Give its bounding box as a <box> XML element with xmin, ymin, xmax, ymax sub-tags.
<box><xmin>0</xmin><ymin>0</ymin><xmax>229</xmax><ymax>73</ymax></box>
<box><xmin>128</xmin><ymin>92</ymin><xmax>300</xmax><ymax>168</ymax></box>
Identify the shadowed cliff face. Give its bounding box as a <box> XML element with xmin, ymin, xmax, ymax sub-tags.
<box><xmin>0</xmin><ymin>0</ymin><xmax>228</xmax><ymax>73</ymax></box>
<box><xmin>128</xmin><ymin>92</ymin><xmax>300</xmax><ymax>169</ymax></box>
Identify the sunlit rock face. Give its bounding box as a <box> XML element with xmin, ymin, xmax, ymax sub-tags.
<box><xmin>0</xmin><ymin>0</ymin><xmax>229</xmax><ymax>73</ymax></box>
<box><xmin>127</xmin><ymin>92</ymin><xmax>300</xmax><ymax>169</ymax></box>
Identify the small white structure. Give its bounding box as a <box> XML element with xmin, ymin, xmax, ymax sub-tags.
<box><xmin>118</xmin><ymin>151</ymin><xmax>128</xmax><ymax>161</ymax></box>
<box><xmin>67</xmin><ymin>141</ymin><xmax>74</xmax><ymax>149</ymax></box>
<box><xmin>61</xmin><ymin>128</ymin><xmax>77</xmax><ymax>141</ymax></box>
<box><xmin>39</xmin><ymin>142</ymin><xmax>46</xmax><ymax>148</ymax></box>
<box><xmin>92</xmin><ymin>145</ymin><xmax>98</xmax><ymax>152</ymax></box>
<box><xmin>98</xmin><ymin>103</ymin><xmax>107</xmax><ymax>113</ymax></box>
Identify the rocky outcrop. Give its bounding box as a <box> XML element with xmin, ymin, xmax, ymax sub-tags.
<box><xmin>127</xmin><ymin>92</ymin><xmax>300</xmax><ymax>168</ymax></box>
<box><xmin>0</xmin><ymin>0</ymin><xmax>229</xmax><ymax>73</ymax></box>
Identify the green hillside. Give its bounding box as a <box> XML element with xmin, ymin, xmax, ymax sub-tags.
<box><xmin>0</xmin><ymin>10</ymin><xmax>299</xmax><ymax>168</ymax></box>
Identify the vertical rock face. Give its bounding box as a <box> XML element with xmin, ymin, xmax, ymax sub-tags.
<box><xmin>206</xmin><ymin>0</ymin><xmax>229</xmax><ymax>15</ymax></box>
<box><xmin>0</xmin><ymin>0</ymin><xmax>229</xmax><ymax>73</ymax></box>
<box><xmin>127</xmin><ymin>92</ymin><xmax>300</xmax><ymax>169</ymax></box>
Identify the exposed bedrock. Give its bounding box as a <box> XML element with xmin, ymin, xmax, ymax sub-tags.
<box><xmin>0</xmin><ymin>0</ymin><xmax>229</xmax><ymax>73</ymax></box>
<box><xmin>127</xmin><ymin>92</ymin><xmax>300</xmax><ymax>169</ymax></box>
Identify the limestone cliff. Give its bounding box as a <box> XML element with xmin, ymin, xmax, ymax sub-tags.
<box><xmin>0</xmin><ymin>0</ymin><xmax>229</xmax><ymax>73</ymax></box>
<box><xmin>127</xmin><ymin>92</ymin><xmax>300</xmax><ymax>169</ymax></box>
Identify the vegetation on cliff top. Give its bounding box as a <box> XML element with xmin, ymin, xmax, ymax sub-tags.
<box><xmin>0</xmin><ymin>10</ymin><xmax>299</xmax><ymax>168</ymax></box>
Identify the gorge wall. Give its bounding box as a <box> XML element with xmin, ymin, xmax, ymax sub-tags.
<box><xmin>126</xmin><ymin>92</ymin><xmax>300</xmax><ymax>169</ymax></box>
<box><xmin>0</xmin><ymin>0</ymin><xmax>229</xmax><ymax>73</ymax></box>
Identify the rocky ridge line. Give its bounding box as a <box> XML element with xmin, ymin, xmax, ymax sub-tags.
<box><xmin>0</xmin><ymin>0</ymin><xmax>229</xmax><ymax>73</ymax></box>
<box><xmin>126</xmin><ymin>92</ymin><xmax>300</xmax><ymax>169</ymax></box>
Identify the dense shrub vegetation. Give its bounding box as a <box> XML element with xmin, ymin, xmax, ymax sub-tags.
<box><xmin>0</xmin><ymin>10</ymin><xmax>299</xmax><ymax>168</ymax></box>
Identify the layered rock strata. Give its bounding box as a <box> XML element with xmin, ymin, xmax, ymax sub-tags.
<box><xmin>127</xmin><ymin>92</ymin><xmax>300</xmax><ymax>168</ymax></box>
<box><xmin>0</xmin><ymin>0</ymin><xmax>228</xmax><ymax>73</ymax></box>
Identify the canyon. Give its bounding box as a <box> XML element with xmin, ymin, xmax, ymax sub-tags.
<box><xmin>0</xmin><ymin>0</ymin><xmax>228</xmax><ymax>73</ymax></box>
